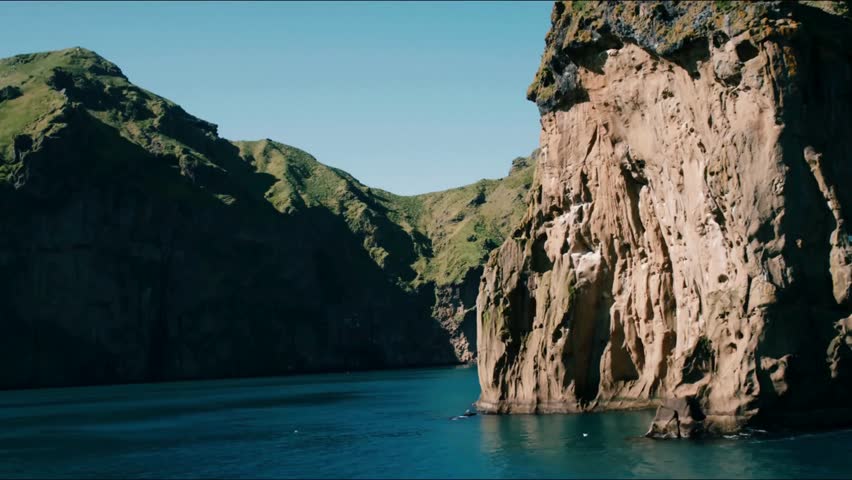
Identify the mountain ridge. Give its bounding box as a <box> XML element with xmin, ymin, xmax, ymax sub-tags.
<box><xmin>0</xmin><ymin>46</ymin><xmax>534</xmax><ymax>387</ymax></box>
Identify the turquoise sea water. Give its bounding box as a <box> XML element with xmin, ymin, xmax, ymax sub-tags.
<box><xmin>0</xmin><ymin>365</ymin><xmax>850</xmax><ymax>479</ymax></box>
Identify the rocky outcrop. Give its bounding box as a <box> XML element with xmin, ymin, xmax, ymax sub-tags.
<box><xmin>646</xmin><ymin>397</ymin><xmax>706</xmax><ymax>439</ymax></box>
<box><xmin>0</xmin><ymin>47</ymin><xmax>531</xmax><ymax>388</ymax></box>
<box><xmin>433</xmin><ymin>267</ymin><xmax>483</xmax><ymax>362</ymax></box>
<box><xmin>477</xmin><ymin>1</ymin><xmax>852</xmax><ymax>436</ymax></box>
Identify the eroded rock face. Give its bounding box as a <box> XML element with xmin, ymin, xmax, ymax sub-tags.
<box><xmin>477</xmin><ymin>1</ymin><xmax>852</xmax><ymax>436</ymax></box>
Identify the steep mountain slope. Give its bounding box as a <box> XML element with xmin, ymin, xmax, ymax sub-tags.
<box><xmin>233</xmin><ymin>138</ymin><xmax>534</xmax><ymax>361</ymax></box>
<box><xmin>0</xmin><ymin>47</ymin><xmax>532</xmax><ymax>388</ymax></box>
<box><xmin>477</xmin><ymin>0</ymin><xmax>852</xmax><ymax>437</ymax></box>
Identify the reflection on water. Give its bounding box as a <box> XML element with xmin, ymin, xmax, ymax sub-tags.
<box><xmin>479</xmin><ymin>407</ymin><xmax>852</xmax><ymax>479</ymax></box>
<box><xmin>0</xmin><ymin>366</ymin><xmax>850</xmax><ymax>478</ymax></box>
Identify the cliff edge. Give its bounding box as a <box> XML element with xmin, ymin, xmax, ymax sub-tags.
<box><xmin>476</xmin><ymin>0</ymin><xmax>852</xmax><ymax>437</ymax></box>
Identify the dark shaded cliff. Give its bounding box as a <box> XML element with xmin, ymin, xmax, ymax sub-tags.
<box><xmin>477</xmin><ymin>0</ymin><xmax>852</xmax><ymax>437</ymax></box>
<box><xmin>0</xmin><ymin>48</ymin><xmax>533</xmax><ymax>388</ymax></box>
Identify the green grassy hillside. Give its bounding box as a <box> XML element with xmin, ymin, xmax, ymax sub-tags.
<box><xmin>234</xmin><ymin>139</ymin><xmax>534</xmax><ymax>290</ymax></box>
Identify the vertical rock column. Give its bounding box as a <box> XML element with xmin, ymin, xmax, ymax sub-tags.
<box><xmin>476</xmin><ymin>1</ymin><xmax>852</xmax><ymax>436</ymax></box>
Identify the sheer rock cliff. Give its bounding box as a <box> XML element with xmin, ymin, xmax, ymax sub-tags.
<box><xmin>476</xmin><ymin>0</ymin><xmax>852</xmax><ymax>437</ymax></box>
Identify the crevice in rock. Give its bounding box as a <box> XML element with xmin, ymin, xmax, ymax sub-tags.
<box><xmin>682</xmin><ymin>336</ymin><xmax>715</xmax><ymax>384</ymax></box>
<box><xmin>668</xmin><ymin>37</ymin><xmax>711</xmax><ymax>79</ymax></box>
<box><xmin>735</xmin><ymin>40</ymin><xmax>760</xmax><ymax>62</ymax></box>
<box><xmin>712</xmin><ymin>31</ymin><xmax>730</xmax><ymax>49</ymax></box>
<box><xmin>610</xmin><ymin>311</ymin><xmax>641</xmax><ymax>382</ymax></box>
<box><xmin>531</xmin><ymin>232</ymin><xmax>554</xmax><ymax>273</ymax></box>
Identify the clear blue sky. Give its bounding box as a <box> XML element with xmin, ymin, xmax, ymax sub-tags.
<box><xmin>0</xmin><ymin>1</ymin><xmax>553</xmax><ymax>195</ymax></box>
